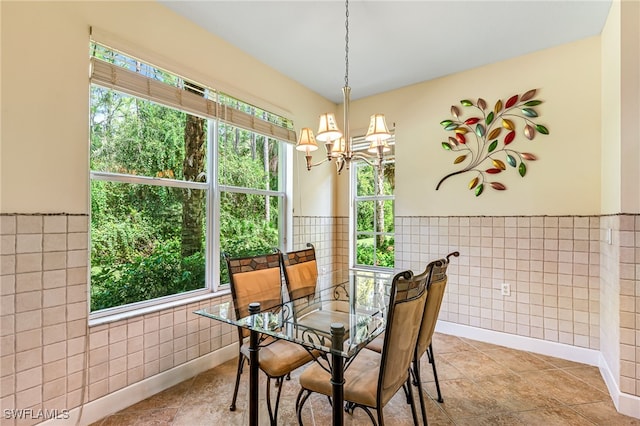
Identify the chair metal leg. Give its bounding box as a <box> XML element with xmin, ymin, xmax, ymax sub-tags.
<box><xmin>347</xmin><ymin>404</ymin><xmax>377</xmax><ymax>425</ymax></box>
<box><xmin>230</xmin><ymin>355</ymin><xmax>245</xmax><ymax>411</ymax></box>
<box><xmin>427</xmin><ymin>343</ymin><xmax>444</xmax><ymax>403</ymax></box>
<box><xmin>402</xmin><ymin>380</ymin><xmax>411</xmax><ymax>404</ymax></box>
<box><xmin>412</xmin><ymin>358</ymin><xmax>419</xmax><ymax>386</ymax></box>
<box><xmin>295</xmin><ymin>386</ymin><xmax>305</xmax><ymax>409</ymax></box>
<box><xmin>347</xmin><ymin>404</ymin><xmax>376</xmax><ymax>425</ymax></box>
<box><xmin>347</xmin><ymin>405</ymin><xmax>375</xmax><ymax>426</ymax></box>
<box><xmin>296</xmin><ymin>388</ymin><xmax>312</xmax><ymax>426</ymax></box>
<box><xmin>266</xmin><ymin>376</ymin><xmax>285</xmax><ymax>426</ymax></box>
<box><xmin>273</xmin><ymin>377</ymin><xmax>285</xmax><ymax>425</ymax></box>
<box><xmin>405</xmin><ymin>375</ymin><xmax>420</xmax><ymax>426</ymax></box>
<box><xmin>376</xmin><ymin>404</ymin><xmax>383</xmax><ymax>426</ymax></box>
<box><xmin>266</xmin><ymin>378</ymin><xmax>274</xmax><ymax>424</ymax></box>
<box><xmin>413</xmin><ymin>357</ymin><xmax>428</xmax><ymax>425</ymax></box>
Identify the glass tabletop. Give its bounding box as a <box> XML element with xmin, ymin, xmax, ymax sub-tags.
<box><xmin>194</xmin><ymin>270</ymin><xmax>392</xmax><ymax>358</ymax></box>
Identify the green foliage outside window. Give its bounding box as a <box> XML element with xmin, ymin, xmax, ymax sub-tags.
<box><xmin>89</xmin><ymin>44</ymin><xmax>287</xmax><ymax>313</ymax></box>
<box><xmin>217</xmin><ymin>123</ymin><xmax>282</xmax><ymax>284</ymax></box>
<box><xmin>354</xmin><ymin>161</ymin><xmax>395</xmax><ymax>268</ymax></box>
<box><xmin>90</xmin><ymin>87</ymin><xmax>208</xmax><ymax>311</ymax></box>
<box><xmin>356</xmin><ymin>236</ymin><xmax>395</xmax><ymax>268</ymax></box>
<box><xmin>90</xmin><ymin>89</ymin><xmax>284</xmax><ymax>311</ymax></box>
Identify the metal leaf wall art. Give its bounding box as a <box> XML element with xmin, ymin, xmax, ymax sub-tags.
<box><xmin>436</xmin><ymin>89</ymin><xmax>549</xmax><ymax>197</ymax></box>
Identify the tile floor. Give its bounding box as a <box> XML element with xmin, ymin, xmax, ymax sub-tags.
<box><xmin>91</xmin><ymin>333</ymin><xmax>639</xmax><ymax>425</ymax></box>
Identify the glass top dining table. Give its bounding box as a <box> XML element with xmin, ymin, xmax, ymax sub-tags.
<box><xmin>194</xmin><ymin>270</ymin><xmax>393</xmax><ymax>426</ymax></box>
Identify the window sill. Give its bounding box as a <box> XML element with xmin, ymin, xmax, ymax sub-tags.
<box><xmin>88</xmin><ymin>289</ymin><xmax>232</xmax><ymax>327</ymax></box>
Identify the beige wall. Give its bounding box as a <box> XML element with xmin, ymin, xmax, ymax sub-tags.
<box><xmin>601</xmin><ymin>0</ymin><xmax>623</xmax><ymax>215</ymax></box>
<box><xmin>599</xmin><ymin>0</ymin><xmax>639</xmax><ymax>216</ymax></box>
<box><xmin>0</xmin><ymin>0</ymin><xmax>337</xmax><ymax>217</ymax></box>
<box><xmin>339</xmin><ymin>37</ymin><xmax>602</xmax><ymax>218</ymax></box>
<box><xmin>619</xmin><ymin>0</ymin><xmax>640</xmax><ymax>214</ymax></box>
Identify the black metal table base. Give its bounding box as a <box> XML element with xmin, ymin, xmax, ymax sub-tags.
<box><xmin>246</xmin><ymin>309</ymin><xmax>349</xmax><ymax>425</ymax></box>
<box><xmin>330</xmin><ymin>323</ymin><xmax>346</xmax><ymax>426</ymax></box>
<box><xmin>248</xmin><ymin>303</ymin><xmax>261</xmax><ymax>426</ymax></box>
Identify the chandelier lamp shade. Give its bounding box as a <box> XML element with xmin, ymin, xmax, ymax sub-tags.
<box><xmin>296</xmin><ymin>127</ymin><xmax>319</xmax><ymax>153</ymax></box>
<box><xmin>295</xmin><ymin>0</ymin><xmax>392</xmax><ymax>174</ymax></box>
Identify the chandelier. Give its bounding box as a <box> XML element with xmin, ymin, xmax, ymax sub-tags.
<box><xmin>295</xmin><ymin>0</ymin><xmax>392</xmax><ymax>174</ymax></box>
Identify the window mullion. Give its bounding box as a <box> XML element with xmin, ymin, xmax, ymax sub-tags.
<box><xmin>210</xmin><ymin>118</ymin><xmax>220</xmax><ymax>292</ymax></box>
<box><xmin>91</xmin><ymin>171</ymin><xmax>207</xmax><ymax>190</ymax></box>
<box><xmin>218</xmin><ymin>185</ymin><xmax>285</xmax><ymax>198</ymax></box>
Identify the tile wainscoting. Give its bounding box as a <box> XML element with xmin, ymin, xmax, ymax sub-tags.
<box><xmin>396</xmin><ymin>216</ymin><xmax>601</xmax><ymax>349</ymax></box>
<box><xmin>395</xmin><ymin>214</ymin><xmax>639</xmax><ymax>403</ymax></box>
<box><xmin>0</xmin><ymin>215</ymin><xmax>237</xmax><ymax>426</ymax></box>
<box><xmin>600</xmin><ymin>215</ymin><xmax>638</xmax><ymax>396</ymax></box>
<box><xmin>292</xmin><ymin>216</ymin><xmax>349</xmax><ymax>285</ymax></box>
<box><xmin>300</xmin><ymin>213</ymin><xmax>639</xmax><ymax>404</ymax></box>
<box><xmin>1</xmin><ymin>213</ymin><xmax>639</xmax><ymax>424</ymax></box>
<box><xmin>0</xmin><ymin>214</ymin><xmax>346</xmax><ymax>425</ymax></box>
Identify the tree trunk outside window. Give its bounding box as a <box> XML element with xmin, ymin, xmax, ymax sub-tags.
<box><xmin>181</xmin><ymin>82</ymin><xmax>206</xmax><ymax>258</ymax></box>
<box><xmin>375</xmin><ymin>166</ymin><xmax>385</xmax><ymax>254</ymax></box>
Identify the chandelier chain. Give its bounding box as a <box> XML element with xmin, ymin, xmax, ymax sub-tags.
<box><xmin>344</xmin><ymin>0</ymin><xmax>349</xmax><ymax>88</ymax></box>
<box><xmin>296</xmin><ymin>0</ymin><xmax>390</xmax><ymax>174</ymax></box>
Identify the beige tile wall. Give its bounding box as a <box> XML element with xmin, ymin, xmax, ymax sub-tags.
<box><xmin>605</xmin><ymin>215</ymin><xmax>640</xmax><ymax>395</ymax></box>
<box><xmin>0</xmin><ymin>215</ymin><xmax>235</xmax><ymax>426</ymax></box>
<box><xmin>1</xmin><ymin>213</ymin><xmax>638</xmax><ymax>425</ymax></box>
<box><xmin>600</xmin><ymin>215</ymin><xmax>621</xmax><ymax>392</ymax></box>
<box><xmin>293</xmin><ymin>216</ymin><xmax>349</xmax><ymax>284</ymax></box>
<box><xmin>395</xmin><ymin>216</ymin><xmax>601</xmax><ymax>349</ymax></box>
<box><xmin>1</xmin><ymin>215</ymin><xmax>91</xmax><ymax>426</ymax></box>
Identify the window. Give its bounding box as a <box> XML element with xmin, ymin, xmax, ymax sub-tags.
<box><xmin>89</xmin><ymin>43</ymin><xmax>293</xmax><ymax>314</ymax></box>
<box><xmin>352</xmin><ymin>136</ymin><xmax>395</xmax><ymax>269</ymax></box>
<box><xmin>218</xmin><ymin>122</ymin><xmax>286</xmax><ymax>285</ymax></box>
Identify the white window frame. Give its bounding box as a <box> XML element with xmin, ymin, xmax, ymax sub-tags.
<box><xmin>88</xmin><ymin>43</ymin><xmax>293</xmax><ymax>321</ymax></box>
<box><xmin>350</xmin><ymin>135</ymin><xmax>395</xmax><ymax>271</ymax></box>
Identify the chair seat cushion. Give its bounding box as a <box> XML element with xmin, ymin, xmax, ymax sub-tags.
<box><xmin>299</xmin><ymin>348</ymin><xmax>382</xmax><ymax>408</ymax></box>
<box><xmin>365</xmin><ymin>333</ymin><xmax>384</xmax><ymax>353</ymax></box>
<box><xmin>297</xmin><ymin>310</ymin><xmax>351</xmax><ymax>338</ymax></box>
<box><xmin>241</xmin><ymin>337</ymin><xmax>313</xmax><ymax>377</ymax></box>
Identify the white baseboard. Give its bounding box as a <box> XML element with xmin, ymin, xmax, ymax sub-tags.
<box><xmin>599</xmin><ymin>351</ymin><xmax>620</xmax><ymax>407</ymax></box>
<box><xmin>436</xmin><ymin>321</ymin><xmax>640</xmax><ymax>419</ymax></box>
<box><xmin>436</xmin><ymin>321</ymin><xmax>600</xmax><ymax>365</ymax></box>
<box><xmin>43</xmin><ymin>343</ymin><xmax>238</xmax><ymax>426</ymax></box>
<box><xmin>598</xmin><ymin>351</ymin><xmax>640</xmax><ymax>419</ymax></box>
<box><xmin>618</xmin><ymin>390</ymin><xmax>640</xmax><ymax>419</ymax></box>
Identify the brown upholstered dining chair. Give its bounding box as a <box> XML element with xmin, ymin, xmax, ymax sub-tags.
<box><xmin>366</xmin><ymin>251</ymin><xmax>459</xmax><ymax>424</ymax></box>
<box><xmin>223</xmin><ymin>250</ymin><xmax>314</xmax><ymax>426</ymax></box>
<box><xmin>281</xmin><ymin>243</ymin><xmax>352</xmax><ymax>338</ymax></box>
<box><xmin>282</xmin><ymin>243</ymin><xmax>318</xmax><ymax>302</ymax></box>
<box><xmin>295</xmin><ymin>269</ymin><xmax>429</xmax><ymax>426</ymax></box>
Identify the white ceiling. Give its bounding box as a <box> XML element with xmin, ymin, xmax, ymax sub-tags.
<box><xmin>159</xmin><ymin>0</ymin><xmax>612</xmax><ymax>103</ymax></box>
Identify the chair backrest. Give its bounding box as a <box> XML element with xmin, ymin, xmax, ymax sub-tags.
<box><xmin>415</xmin><ymin>251</ymin><xmax>459</xmax><ymax>358</ymax></box>
<box><xmin>282</xmin><ymin>243</ymin><xmax>318</xmax><ymax>301</ymax></box>
<box><xmin>224</xmin><ymin>250</ymin><xmax>284</xmax><ymax>337</ymax></box>
<box><xmin>378</xmin><ymin>270</ymin><xmax>429</xmax><ymax>406</ymax></box>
